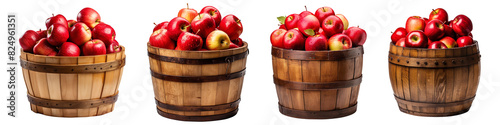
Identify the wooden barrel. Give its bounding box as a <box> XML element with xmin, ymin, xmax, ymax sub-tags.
<box><xmin>271</xmin><ymin>46</ymin><xmax>364</xmax><ymax>119</ymax></box>
<box><xmin>388</xmin><ymin>42</ymin><xmax>481</xmax><ymax>117</ymax></box>
<box><xmin>147</xmin><ymin>42</ymin><xmax>248</xmax><ymax>121</ymax></box>
<box><xmin>20</xmin><ymin>46</ymin><xmax>126</xmax><ymax>117</ymax></box>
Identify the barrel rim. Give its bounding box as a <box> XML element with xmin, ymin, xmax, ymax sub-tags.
<box><xmin>20</xmin><ymin>46</ymin><xmax>126</xmax><ymax>59</ymax></box>
<box><xmin>271</xmin><ymin>45</ymin><xmax>364</xmax><ymax>61</ymax></box>
<box><xmin>147</xmin><ymin>41</ymin><xmax>248</xmax><ymax>53</ymax></box>
<box><xmin>390</xmin><ymin>40</ymin><xmax>478</xmax><ymax>50</ymax></box>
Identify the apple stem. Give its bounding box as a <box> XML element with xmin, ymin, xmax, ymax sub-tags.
<box><xmin>187</xmin><ymin>3</ymin><xmax>189</xmax><ymax>9</ymax></box>
<box><xmin>304</xmin><ymin>6</ymin><xmax>308</xmax><ymax>11</ymax></box>
<box><xmin>153</xmin><ymin>22</ymin><xmax>157</xmax><ymax>26</ymax></box>
<box><xmin>52</xmin><ymin>13</ymin><xmax>54</xmax><ymax>17</ymax></box>
<box><xmin>322</xmin><ymin>7</ymin><xmax>325</xmax><ymax>12</ymax></box>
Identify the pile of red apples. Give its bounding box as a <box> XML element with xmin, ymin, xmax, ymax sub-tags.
<box><xmin>20</xmin><ymin>7</ymin><xmax>121</xmax><ymax>56</ymax></box>
<box><xmin>270</xmin><ymin>6</ymin><xmax>367</xmax><ymax>51</ymax></box>
<box><xmin>391</xmin><ymin>8</ymin><xmax>474</xmax><ymax>49</ymax></box>
<box><xmin>150</xmin><ymin>4</ymin><xmax>244</xmax><ymax>50</ymax></box>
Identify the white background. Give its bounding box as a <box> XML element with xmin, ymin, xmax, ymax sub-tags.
<box><xmin>1</xmin><ymin>0</ymin><xmax>500</xmax><ymax>125</ymax></box>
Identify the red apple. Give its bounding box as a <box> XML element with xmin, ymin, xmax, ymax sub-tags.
<box><xmin>82</xmin><ymin>39</ymin><xmax>107</xmax><ymax>56</ymax></box>
<box><xmin>395</xmin><ymin>38</ymin><xmax>406</xmax><ymax>47</ymax></box>
<box><xmin>305</xmin><ymin>34</ymin><xmax>328</xmax><ymax>51</ymax></box>
<box><xmin>429</xmin><ymin>8</ymin><xmax>448</xmax><ymax>23</ymax></box>
<box><xmin>218</xmin><ymin>14</ymin><xmax>243</xmax><ymax>41</ymax></box>
<box><xmin>336</xmin><ymin>14</ymin><xmax>349</xmax><ymax>30</ymax></box>
<box><xmin>206</xmin><ymin>30</ymin><xmax>231</xmax><ymax>50</ymax></box>
<box><xmin>424</xmin><ymin>20</ymin><xmax>445</xmax><ymax>41</ymax></box>
<box><xmin>321</xmin><ymin>15</ymin><xmax>344</xmax><ymax>38</ymax></box>
<box><xmin>457</xmin><ymin>36</ymin><xmax>474</xmax><ymax>47</ymax></box>
<box><xmin>344</xmin><ymin>26</ymin><xmax>367</xmax><ymax>46</ymax></box>
<box><xmin>328</xmin><ymin>34</ymin><xmax>352</xmax><ymax>51</ymax></box>
<box><xmin>391</xmin><ymin>27</ymin><xmax>407</xmax><ymax>44</ymax></box>
<box><xmin>77</xmin><ymin>7</ymin><xmax>101</xmax><ymax>29</ymax></box>
<box><xmin>177</xmin><ymin>32</ymin><xmax>203</xmax><ymax>50</ymax></box>
<box><xmin>149</xmin><ymin>29</ymin><xmax>175</xmax><ymax>49</ymax></box>
<box><xmin>469</xmin><ymin>33</ymin><xmax>473</xmax><ymax>38</ymax></box>
<box><xmin>200</xmin><ymin>6</ymin><xmax>222</xmax><ymax>26</ymax></box>
<box><xmin>67</xmin><ymin>19</ymin><xmax>77</xmax><ymax>30</ymax></box>
<box><xmin>178</xmin><ymin>3</ymin><xmax>198</xmax><ymax>23</ymax></box>
<box><xmin>58</xmin><ymin>42</ymin><xmax>80</xmax><ymax>56</ymax></box>
<box><xmin>47</xmin><ymin>23</ymin><xmax>69</xmax><ymax>46</ymax></box>
<box><xmin>315</xmin><ymin>7</ymin><xmax>335</xmax><ymax>24</ymax></box>
<box><xmin>451</xmin><ymin>15</ymin><xmax>473</xmax><ymax>36</ymax></box>
<box><xmin>283</xmin><ymin>29</ymin><xmax>305</xmax><ymax>50</ymax></box>
<box><xmin>423</xmin><ymin>18</ymin><xmax>430</xmax><ymax>25</ymax></box>
<box><xmin>428</xmin><ymin>41</ymin><xmax>448</xmax><ymax>49</ymax></box>
<box><xmin>33</xmin><ymin>38</ymin><xmax>57</xmax><ymax>56</ymax></box>
<box><xmin>107</xmin><ymin>40</ymin><xmax>121</xmax><ymax>54</ymax></box>
<box><xmin>317</xmin><ymin>28</ymin><xmax>326</xmax><ymax>37</ymax></box>
<box><xmin>229</xmin><ymin>42</ymin><xmax>239</xmax><ymax>49</ymax></box>
<box><xmin>191</xmin><ymin>13</ymin><xmax>216</xmax><ymax>38</ymax></box>
<box><xmin>285</xmin><ymin>14</ymin><xmax>301</xmax><ymax>30</ymax></box>
<box><xmin>279</xmin><ymin>24</ymin><xmax>286</xmax><ymax>29</ymax></box>
<box><xmin>298</xmin><ymin>15</ymin><xmax>320</xmax><ymax>37</ymax></box>
<box><xmin>153</xmin><ymin>21</ymin><xmax>169</xmax><ymax>32</ymax></box>
<box><xmin>439</xmin><ymin>36</ymin><xmax>457</xmax><ymax>48</ymax></box>
<box><xmin>36</xmin><ymin>29</ymin><xmax>47</xmax><ymax>38</ymax></box>
<box><xmin>232</xmin><ymin>38</ymin><xmax>244</xmax><ymax>47</ymax></box>
<box><xmin>167</xmin><ymin>17</ymin><xmax>192</xmax><ymax>41</ymax></box>
<box><xmin>69</xmin><ymin>22</ymin><xmax>92</xmax><ymax>46</ymax></box>
<box><xmin>405</xmin><ymin>16</ymin><xmax>426</xmax><ymax>32</ymax></box>
<box><xmin>92</xmin><ymin>23</ymin><xmax>116</xmax><ymax>46</ymax></box>
<box><xmin>270</xmin><ymin>29</ymin><xmax>287</xmax><ymax>48</ymax></box>
<box><xmin>45</xmin><ymin>14</ymin><xmax>68</xmax><ymax>29</ymax></box>
<box><xmin>299</xmin><ymin>6</ymin><xmax>314</xmax><ymax>18</ymax></box>
<box><xmin>20</xmin><ymin>30</ymin><xmax>42</xmax><ymax>52</ymax></box>
<box><xmin>405</xmin><ymin>31</ymin><xmax>428</xmax><ymax>48</ymax></box>
<box><xmin>443</xmin><ymin>24</ymin><xmax>456</xmax><ymax>39</ymax></box>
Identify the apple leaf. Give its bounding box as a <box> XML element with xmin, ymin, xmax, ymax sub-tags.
<box><xmin>304</xmin><ymin>29</ymin><xmax>316</xmax><ymax>36</ymax></box>
<box><xmin>277</xmin><ymin>16</ymin><xmax>286</xmax><ymax>25</ymax></box>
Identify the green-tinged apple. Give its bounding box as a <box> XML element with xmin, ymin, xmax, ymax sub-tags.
<box><xmin>47</xmin><ymin>23</ymin><xmax>69</xmax><ymax>46</ymax></box>
<box><xmin>336</xmin><ymin>14</ymin><xmax>349</xmax><ymax>30</ymax></box>
<box><xmin>298</xmin><ymin>15</ymin><xmax>320</xmax><ymax>37</ymax></box>
<box><xmin>20</xmin><ymin>30</ymin><xmax>42</xmax><ymax>52</ymax></box>
<box><xmin>177</xmin><ymin>32</ymin><xmax>203</xmax><ymax>50</ymax></box>
<box><xmin>67</xmin><ymin>19</ymin><xmax>77</xmax><ymax>30</ymax></box>
<box><xmin>328</xmin><ymin>34</ymin><xmax>352</xmax><ymax>51</ymax></box>
<box><xmin>191</xmin><ymin>13</ymin><xmax>216</xmax><ymax>38</ymax></box>
<box><xmin>218</xmin><ymin>14</ymin><xmax>243</xmax><ymax>40</ymax></box>
<box><xmin>206</xmin><ymin>30</ymin><xmax>231</xmax><ymax>50</ymax></box>
<box><xmin>406</xmin><ymin>16</ymin><xmax>426</xmax><ymax>32</ymax></box>
<box><xmin>77</xmin><ymin>7</ymin><xmax>101</xmax><ymax>29</ymax></box>
<box><xmin>178</xmin><ymin>3</ymin><xmax>198</xmax><ymax>23</ymax></box>
<box><xmin>69</xmin><ymin>22</ymin><xmax>92</xmax><ymax>46</ymax></box>
<box><xmin>305</xmin><ymin>34</ymin><xmax>328</xmax><ymax>51</ymax></box>
<box><xmin>344</xmin><ymin>26</ymin><xmax>367</xmax><ymax>46</ymax></box>
<box><xmin>82</xmin><ymin>39</ymin><xmax>107</xmax><ymax>56</ymax></box>
<box><xmin>270</xmin><ymin>29</ymin><xmax>287</xmax><ymax>48</ymax></box>
<box><xmin>149</xmin><ymin>29</ymin><xmax>175</xmax><ymax>49</ymax></box>
<box><xmin>439</xmin><ymin>36</ymin><xmax>457</xmax><ymax>48</ymax></box>
<box><xmin>283</xmin><ymin>29</ymin><xmax>305</xmax><ymax>50</ymax></box>
<box><xmin>33</xmin><ymin>38</ymin><xmax>57</xmax><ymax>56</ymax></box>
<box><xmin>58</xmin><ymin>42</ymin><xmax>80</xmax><ymax>56</ymax></box>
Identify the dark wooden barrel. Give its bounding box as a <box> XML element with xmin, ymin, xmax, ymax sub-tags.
<box><xmin>271</xmin><ymin>46</ymin><xmax>364</xmax><ymax>119</ymax></box>
<box><xmin>147</xmin><ymin>42</ymin><xmax>248</xmax><ymax>121</ymax></box>
<box><xmin>388</xmin><ymin>42</ymin><xmax>480</xmax><ymax>117</ymax></box>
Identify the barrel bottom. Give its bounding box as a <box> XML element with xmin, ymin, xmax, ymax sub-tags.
<box><xmin>30</xmin><ymin>104</ymin><xmax>115</xmax><ymax>117</ymax></box>
<box><xmin>278</xmin><ymin>103</ymin><xmax>357</xmax><ymax>119</ymax></box>
<box><xmin>395</xmin><ymin>96</ymin><xmax>474</xmax><ymax>117</ymax></box>
<box><xmin>398</xmin><ymin>106</ymin><xmax>469</xmax><ymax>117</ymax></box>
<box><xmin>156</xmin><ymin>108</ymin><xmax>238</xmax><ymax>121</ymax></box>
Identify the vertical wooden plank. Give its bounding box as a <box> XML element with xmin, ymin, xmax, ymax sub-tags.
<box><xmin>181</xmin><ymin>52</ymin><xmax>202</xmax><ymax>116</ymax></box>
<box><xmin>20</xmin><ymin>53</ymin><xmax>37</xmax><ymax>112</ymax></box>
<box><xmin>275</xmin><ymin>58</ymin><xmax>290</xmax><ymax>108</ymax></box>
<box><xmin>394</xmin><ymin>47</ymin><xmax>407</xmax><ymax>110</ymax></box>
<box><xmin>149</xmin><ymin>47</ymin><xmax>168</xmax><ymax>114</ymax></box>
<box><xmin>302</xmin><ymin>61</ymin><xmax>321</xmax><ymax>111</ymax></box>
<box><xmin>33</xmin><ymin>55</ymin><xmax>51</xmax><ymax>115</ymax></box>
<box><xmin>444</xmin><ymin>49</ymin><xmax>455</xmax><ymax>113</ymax></box>
<box><xmin>90</xmin><ymin>55</ymin><xmax>106</xmax><ymax>116</ymax></box>
<box><xmin>424</xmin><ymin>49</ymin><xmax>436</xmax><ymax>113</ymax></box>
<box><xmin>60</xmin><ymin>57</ymin><xmax>78</xmax><ymax>117</ymax></box>
<box><xmin>109</xmin><ymin>52</ymin><xmax>123</xmax><ymax>111</ymax></box>
<box><xmin>214</xmin><ymin>50</ymin><xmax>233</xmax><ymax>114</ymax></box>
<box><xmin>200</xmin><ymin>52</ymin><xmax>219</xmax><ymax>116</ymax></box>
<box><xmin>162</xmin><ymin>49</ymin><xmax>183</xmax><ymax>115</ymax></box>
<box><xmin>288</xmin><ymin>60</ymin><xmax>304</xmax><ymax>110</ymax></box>
<box><xmin>98</xmin><ymin>53</ymin><xmax>117</xmax><ymax>115</ymax></box>
<box><xmin>77</xmin><ymin>56</ymin><xmax>94</xmax><ymax>116</ymax></box>
<box><xmin>336</xmin><ymin>58</ymin><xmax>354</xmax><ymax>109</ymax></box>
<box><xmin>464</xmin><ymin>47</ymin><xmax>476</xmax><ymax>111</ymax></box>
<box><xmin>350</xmin><ymin>55</ymin><xmax>363</xmax><ymax>106</ymax></box>
<box><xmin>401</xmin><ymin>48</ymin><xmax>412</xmax><ymax>112</ymax></box>
<box><xmin>27</xmin><ymin>55</ymin><xmax>42</xmax><ymax>114</ymax></box>
<box><xmin>435</xmin><ymin>49</ymin><xmax>446</xmax><ymax>113</ymax></box>
<box><xmin>45</xmin><ymin>57</ymin><xmax>62</xmax><ymax>116</ymax></box>
<box><xmin>227</xmin><ymin>49</ymin><xmax>246</xmax><ymax>113</ymax></box>
<box><xmin>417</xmin><ymin>50</ymin><xmax>427</xmax><ymax>112</ymax></box>
<box><xmin>408</xmin><ymin>50</ymin><xmax>419</xmax><ymax>112</ymax></box>
<box><xmin>320</xmin><ymin>61</ymin><xmax>338</xmax><ymax>110</ymax></box>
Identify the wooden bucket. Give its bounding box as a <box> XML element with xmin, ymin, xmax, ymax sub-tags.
<box><xmin>147</xmin><ymin>42</ymin><xmax>248</xmax><ymax>121</ymax></box>
<box><xmin>271</xmin><ymin>46</ymin><xmax>364</xmax><ymax>119</ymax></box>
<box><xmin>388</xmin><ymin>42</ymin><xmax>481</xmax><ymax>117</ymax></box>
<box><xmin>20</xmin><ymin>46</ymin><xmax>126</xmax><ymax>117</ymax></box>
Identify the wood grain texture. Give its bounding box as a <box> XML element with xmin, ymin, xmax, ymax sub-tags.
<box><xmin>388</xmin><ymin>43</ymin><xmax>480</xmax><ymax>117</ymax></box>
<box><xmin>148</xmin><ymin>42</ymin><xmax>248</xmax><ymax>120</ymax></box>
<box><xmin>21</xmin><ymin>46</ymin><xmax>125</xmax><ymax>117</ymax></box>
